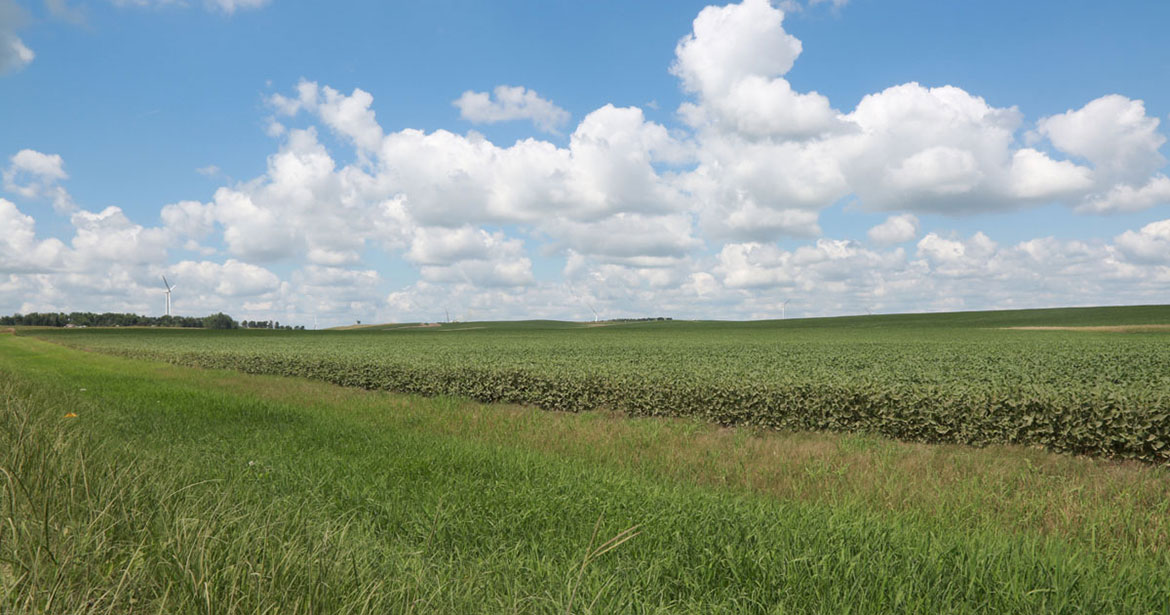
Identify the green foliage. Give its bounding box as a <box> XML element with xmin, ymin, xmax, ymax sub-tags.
<box><xmin>27</xmin><ymin>305</ymin><xmax>1170</xmax><ymax>463</ymax></box>
<box><xmin>0</xmin><ymin>311</ymin><xmax>237</xmax><ymax>328</ymax></box>
<box><xmin>201</xmin><ymin>312</ymin><xmax>238</xmax><ymax>329</ymax></box>
<box><xmin>3</xmin><ymin>336</ymin><xmax>1170</xmax><ymax>613</ymax></box>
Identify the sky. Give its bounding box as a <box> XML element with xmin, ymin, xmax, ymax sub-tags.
<box><xmin>2</xmin><ymin>0</ymin><xmax>1169</xmax><ymax>326</ymax></box>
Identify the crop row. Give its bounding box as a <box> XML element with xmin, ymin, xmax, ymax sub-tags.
<box><xmin>102</xmin><ymin>348</ymin><xmax>1170</xmax><ymax>464</ymax></box>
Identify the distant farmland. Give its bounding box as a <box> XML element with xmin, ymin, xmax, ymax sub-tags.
<box><xmin>30</xmin><ymin>304</ymin><xmax>1170</xmax><ymax>463</ymax></box>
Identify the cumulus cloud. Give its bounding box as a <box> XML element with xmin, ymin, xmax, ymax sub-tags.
<box><xmin>673</xmin><ymin>0</ymin><xmax>840</xmax><ymax>140</ymax></box>
<box><xmin>670</xmin><ymin>1</ymin><xmax>1168</xmax><ymax>229</ymax></box>
<box><xmin>838</xmin><ymin>83</ymin><xmax>1034</xmax><ymax>212</ymax></box>
<box><xmin>543</xmin><ymin>213</ymin><xmax>701</xmax><ymax>266</ymax></box>
<box><xmin>0</xmin><ymin>199</ymin><xmax>67</xmax><ymax>273</ymax></box>
<box><xmin>1008</xmin><ymin>148</ymin><xmax>1093</xmax><ymax>200</ymax></box>
<box><xmin>169</xmin><ymin>259</ymin><xmax>281</xmax><ymax>297</ymax></box>
<box><xmin>1037</xmin><ymin>95</ymin><xmax>1166</xmax><ymax>185</ymax></box>
<box><xmin>3</xmin><ymin>149</ymin><xmax>76</xmax><ymax>212</ymax></box>
<box><xmin>372</xmin><ymin>103</ymin><xmax>686</xmax><ymax>227</ymax></box>
<box><xmin>70</xmin><ymin>206</ymin><xmax>169</xmax><ymax>265</ymax></box>
<box><xmin>5</xmin><ymin>0</ymin><xmax>1170</xmax><ymax>324</ymax></box>
<box><xmin>406</xmin><ymin>226</ymin><xmax>533</xmax><ymax>287</ymax></box>
<box><xmin>162</xmin><ymin>127</ymin><xmax>403</xmax><ymax>265</ymax></box>
<box><xmin>1115</xmin><ymin>219</ymin><xmax>1170</xmax><ymax>264</ymax></box>
<box><xmin>673</xmin><ymin>0</ymin><xmax>802</xmax><ymax>95</ymax></box>
<box><xmin>1078</xmin><ymin>174</ymin><xmax>1170</xmax><ymax>214</ymax></box>
<box><xmin>867</xmin><ymin>214</ymin><xmax>919</xmax><ymax>245</ymax></box>
<box><xmin>6</xmin><ymin>149</ymin><xmax>66</xmax><ymax>182</ymax></box>
<box><xmin>454</xmin><ymin>85</ymin><xmax>570</xmax><ymax>133</ymax></box>
<box><xmin>271</xmin><ymin>81</ymin><xmax>383</xmax><ymax>151</ymax></box>
<box><xmin>702</xmin><ymin>228</ymin><xmax>1164</xmax><ymax>319</ymax></box>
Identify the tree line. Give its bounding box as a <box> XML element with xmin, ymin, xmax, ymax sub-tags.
<box><xmin>1</xmin><ymin>312</ymin><xmax>241</xmax><ymax>329</ymax></box>
<box><xmin>240</xmin><ymin>320</ymin><xmax>303</xmax><ymax>330</ymax></box>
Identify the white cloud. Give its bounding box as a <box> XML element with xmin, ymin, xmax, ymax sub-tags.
<box><xmin>1037</xmin><ymin>95</ymin><xmax>1166</xmax><ymax>185</ymax></box>
<box><xmin>915</xmin><ymin>231</ymin><xmax>997</xmax><ymax>276</ymax></box>
<box><xmin>161</xmin><ymin>200</ymin><xmax>217</xmax><ymax>237</ymax></box>
<box><xmin>867</xmin><ymin>214</ymin><xmax>919</xmax><ymax>245</ymax></box>
<box><xmin>110</xmin><ymin>0</ymin><xmax>270</xmax><ymax>14</ymax></box>
<box><xmin>0</xmin><ymin>0</ymin><xmax>34</xmax><ymax>74</ymax></box>
<box><xmin>69</xmin><ymin>206</ymin><xmax>169</xmax><ymax>265</ymax></box>
<box><xmin>271</xmin><ymin>81</ymin><xmax>383</xmax><ymax>152</ymax></box>
<box><xmin>668</xmin><ymin>3</ymin><xmax>1169</xmax><ymax>230</ymax></box>
<box><xmin>169</xmin><ymin>259</ymin><xmax>281</xmax><ymax>297</ymax></box>
<box><xmin>1008</xmin><ymin>148</ymin><xmax>1093</xmax><ymax>200</ymax></box>
<box><xmin>672</xmin><ymin>0</ymin><xmax>802</xmax><ymax>96</ymax></box>
<box><xmin>673</xmin><ymin>0</ymin><xmax>839</xmax><ymax>140</ymax></box>
<box><xmin>406</xmin><ymin>226</ymin><xmax>533</xmax><ymax>288</ymax></box>
<box><xmin>44</xmin><ymin>0</ymin><xmax>86</xmax><ymax>25</ymax></box>
<box><xmin>372</xmin><ymin>103</ymin><xmax>685</xmax><ymax>227</ymax></box>
<box><xmin>0</xmin><ymin>199</ymin><xmax>67</xmax><ymax>273</ymax></box>
<box><xmin>683</xmin><ymin>135</ymin><xmax>842</xmax><ymax>240</ymax></box>
<box><xmin>454</xmin><ymin>85</ymin><xmax>570</xmax><ymax>133</ymax></box>
<box><xmin>7</xmin><ymin>149</ymin><xmax>67</xmax><ymax>181</ymax></box>
<box><xmin>543</xmin><ymin>213</ymin><xmax>701</xmax><ymax>266</ymax></box>
<box><xmin>207</xmin><ymin>0</ymin><xmax>269</xmax><ymax>14</ymax></box>
<box><xmin>5</xmin><ymin>0</ymin><xmax>1170</xmax><ymax>324</ymax></box>
<box><xmin>1115</xmin><ymin>218</ymin><xmax>1170</xmax><ymax>264</ymax></box>
<box><xmin>839</xmin><ymin>83</ymin><xmax>1023</xmax><ymax>212</ymax></box>
<box><xmin>4</xmin><ymin>149</ymin><xmax>76</xmax><ymax>212</ymax></box>
<box><xmin>164</xmin><ymin>127</ymin><xmax>404</xmax><ymax>265</ymax></box>
<box><xmin>1078</xmin><ymin>174</ymin><xmax>1170</xmax><ymax>214</ymax></box>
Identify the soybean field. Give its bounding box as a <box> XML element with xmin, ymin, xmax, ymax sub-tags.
<box><xmin>28</xmin><ymin>304</ymin><xmax>1170</xmax><ymax>463</ymax></box>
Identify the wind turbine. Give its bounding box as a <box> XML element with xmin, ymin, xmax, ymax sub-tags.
<box><xmin>587</xmin><ymin>303</ymin><xmax>600</xmax><ymax>323</ymax></box>
<box><xmin>161</xmin><ymin>276</ymin><xmax>176</xmax><ymax>317</ymax></box>
<box><xmin>781</xmin><ymin>298</ymin><xmax>791</xmax><ymax>319</ymax></box>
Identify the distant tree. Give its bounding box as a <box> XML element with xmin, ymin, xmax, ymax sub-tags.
<box><xmin>3</xmin><ymin>311</ymin><xmax>256</xmax><ymax>329</ymax></box>
<box><xmin>202</xmin><ymin>313</ymin><xmax>237</xmax><ymax>329</ymax></box>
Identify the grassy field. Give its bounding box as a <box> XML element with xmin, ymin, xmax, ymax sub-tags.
<box><xmin>3</xmin><ymin>332</ymin><xmax>1170</xmax><ymax>613</ymax></box>
<box><xmin>28</xmin><ymin>305</ymin><xmax>1170</xmax><ymax>462</ymax></box>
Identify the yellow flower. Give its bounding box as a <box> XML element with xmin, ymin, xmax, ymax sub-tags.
<box><xmin>64</xmin><ymin>412</ymin><xmax>78</xmax><ymax>418</ymax></box>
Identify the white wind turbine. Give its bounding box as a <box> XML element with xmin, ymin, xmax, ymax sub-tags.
<box><xmin>781</xmin><ymin>298</ymin><xmax>791</xmax><ymax>319</ymax></box>
<box><xmin>161</xmin><ymin>276</ymin><xmax>176</xmax><ymax>317</ymax></box>
<box><xmin>568</xmin><ymin>283</ymin><xmax>601</xmax><ymax>323</ymax></box>
<box><xmin>587</xmin><ymin>303</ymin><xmax>601</xmax><ymax>323</ymax></box>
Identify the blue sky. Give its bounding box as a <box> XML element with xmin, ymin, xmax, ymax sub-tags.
<box><xmin>2</xmin><ymin>0</ymin><xmax>1169</xmax><ymax>325</ymax></box>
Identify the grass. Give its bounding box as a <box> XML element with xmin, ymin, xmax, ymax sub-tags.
<box><xmin>3</xmin><ymin>335</ymin><xmax>1170</xmax><ymax>613</ymax></box>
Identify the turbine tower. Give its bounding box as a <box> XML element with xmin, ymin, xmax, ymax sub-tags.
<box><xmin>161</xmin><ymin>276</ymin><xmax>176</xmax><ymax>317</ymax></box>
<box><xmin>781</xmin><ymin>298</ymin><xmax>791</xmax><ymax>319</ymax></box>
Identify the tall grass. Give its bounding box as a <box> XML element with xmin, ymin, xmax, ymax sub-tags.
<box><xmin>3</xmin><ymin>336</ymin><xmax>1170</xmax><ymax>613</ymax></box>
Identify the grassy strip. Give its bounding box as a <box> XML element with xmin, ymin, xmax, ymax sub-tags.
<box><xmin>2</xmin><ymin>336</ymin><xmax>1169</xmax><ymax>613</ymax></box>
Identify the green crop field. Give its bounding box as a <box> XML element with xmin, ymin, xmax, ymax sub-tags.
<box><xmin>27</xmin><ymin>304</ymin><xmax>1170</xmax><ymax>462</ymax></box>
<box><xmin>4</xmin><ymin>305</ymin><xmax>1170</xmax><ymax>613</ymax></box>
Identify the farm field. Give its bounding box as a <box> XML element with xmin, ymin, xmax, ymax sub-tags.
<box><xmin>27</xmin><ymin>304</ymin><xmax>1170</xmax><ymax>462</ymax></box>
<box><xmin>3</xmin><ymin>329</ymin><xmax>1170</xmax><ymax>613</ymax></box>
